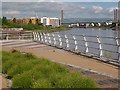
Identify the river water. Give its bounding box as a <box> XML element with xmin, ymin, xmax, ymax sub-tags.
<box><xmin>52</xmin><ymin>28</ymin><xmax>120</xmax><ymax>61</ymax></box>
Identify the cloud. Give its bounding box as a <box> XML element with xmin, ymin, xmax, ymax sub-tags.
<box><xmin>80</xmin><ymin>6</ymin><xmax>86</xmax><ymax>10</ymax></box>
<box><xmin>92</xmin><ymin>6</ymin><xmax>103</xmax><ymax>13</ymax></box>
<box><xmin>107</xmin><ymin>7</ymin><xmax>118</xmax><ymax>13</ymax></box>
<box><xmin>2</xmin><ymin>2</ymin><xmax>117</xmax><ymax>18</ymax></box>
<box><xmin>5</xmin><ymin>11</ymin><xmax>20</xmax><ymax>14</ymax></box>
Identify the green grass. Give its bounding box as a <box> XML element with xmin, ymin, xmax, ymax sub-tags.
<box><xmin>2</xmin><ymin>51</ymin><xmax>98</xmax><ymax>88</ymax></box>
<box><xmin>38</xmin><ymin>26</ymin><xmax>71</xmax><ymax>33</ymax></box>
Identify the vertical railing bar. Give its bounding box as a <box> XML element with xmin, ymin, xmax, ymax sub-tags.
<box><xmin>97</xmin><ymin>36</ymin><xmax>103</xmax><ymax>58</ymax></box>
<box><xmin>52</xmin><ymin>33</ymin><xmax>56</xmax><ymax>46</ymax></box>
<box><xmin>83</xmin><ymin>34</ymin><xmax>89</xmax><ymax>54</ymax></box>
<box><xmin>58</xmin><ymin>34</ymin><xmax>62</xmax><ymax>48</ymax></box>
<box><xmin>38</xmin><ymin>32</ymin><xmax>41</xmax><ymax>42</ymax></box>
<box><xmin>65</xmin><ymin>34</ymin><xmax>69</xmax><ymax>50</ymax></box>
<box><xmin>115</xmin><ymin>37</ymin><xmax>120</xmax><ymax>61</ymax></box>
<box><xmin>73</xmin><ymin>35</ymin><xmax>77</xmax><ymax>52</ymax></box>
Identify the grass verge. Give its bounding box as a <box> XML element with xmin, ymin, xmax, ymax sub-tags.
<box><xmin>2</xmin><ymin>50</ymin><xmax>98</xmax><ymax>88</ymax></box>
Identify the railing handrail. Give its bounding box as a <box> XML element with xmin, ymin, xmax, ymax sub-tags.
<box><xmin>32</xmin><ymin>31</ymin><xmax>120</xmax><ymax>65</ymax></box>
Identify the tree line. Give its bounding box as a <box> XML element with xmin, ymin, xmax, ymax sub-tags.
<box><xmin>2</xmin><ymin>16</ymin><xmax>43</xmax><ymax>30</ymax></box>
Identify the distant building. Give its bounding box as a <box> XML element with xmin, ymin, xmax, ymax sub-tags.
<box><xmin>41</xmin><ymin>17</ymin><xmax>60</xmax><ymax>27</ymax></box>
<box><xmin>61</xmin><ymin>10</ymin><xmax>64</xmax><ymax>26</ymax></box>
<box><xmin>14</xmin><ymin>17</ymin><xmax>41</xmax><ymax>24</ymax></box>
<box><xmin>114</xmin><ymin>9</ymin><xmax>119</xmax><ymax>23</ymax></box>
<box><xmin>22</xmin><ymin>18</ymin><xmax>30</xmax><ymax>24</ymax></box>
<box><xmin>30</xmin><ymin>17</ymin><xmax>41</xmax><ymax>24</ymax></box>
<box><xmin>118</xmin><ymin>1</ymin><xmax>120</xmax><ymax>22</ymax></box>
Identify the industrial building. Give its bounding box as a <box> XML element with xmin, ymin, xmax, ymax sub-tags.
<box><xmin>12</xmin><ymin>17</ymin><xmax>41</xmax><ymax>24</ymax></box>
<box><xmin>41</xmin><ymin>17</ymin><xmax>60</xmax><ymax>27</ymax></box>
<box><xmin>114</xmin><ymin>9</ymin><xmax>119</xmax><ymax>23</ymax></box>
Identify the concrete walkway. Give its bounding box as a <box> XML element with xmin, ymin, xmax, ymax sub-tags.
<box><xmin>1</xmin><ymin>40</ymin><xmax>119</xmax><ymax>79</ymax></box>
<box><xmin>0</xmin><ymin>74</ymin><xmax>9</xmax><ymax>89</ymax></box>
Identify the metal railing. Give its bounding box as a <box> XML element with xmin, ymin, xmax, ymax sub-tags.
<box><xmin>0</xmin><ymin>31</ymin><xmax>33</xmax><ymax>40</ymax></box>
<box><xmin>33</xmin><ymin>31</ymin><xmax>120</xmax><ymax>65</ymax></box>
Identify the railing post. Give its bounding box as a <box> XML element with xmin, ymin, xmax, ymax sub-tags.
<box><xmin>58</xmin><ymin>34</ymin><xmax>62</xmax><ymax>48</ymax></box>
<box><xmin>49</xmin><ymin>33</ymin><xmax>52</xmax><ymax>45</ymax></box>
<box><xmin>43</xmin><ymin>33</ymin><xmax>47</xmax><ymax>44</ymax></box>
<box><xmin>46</xmin><ymin>33</ymin><xmax>49</xmax><ymax>45</ymax></box>
<box><xmin>36</xmin><ymin>32</ymin><xmax>38</xmax><ymax>41</ymax></box>
<box><xmin>47</xmin><ymin>33</ymin><xmax>49</xmax><ymax>44</ymax></box>
<box><xmin>45</xmin><ymin>34</ymin><xmax>47</xmax><ymax>44</ymax></box>
<box><xmin>118</xmin><ymin>46</ymin><xmax>120</xmax><ymax>63</ymax></box>
<box><xmin>73</xmin><ymin>35</ymin><xmax>77</xmax><ymax>51</ymax></box>
<box><xmin>65</xmin><ymin>34</ymin><xmax>69</xmax><ymax>50</ymax></box>
<box><xmin>52</xmin><ymin>34</ymin><xmax>56</xmax><ymax>46</ymax></box>
<box><xmin>37</xmin><ymin>32</ymin><xmax>40</xmax><ymax>42</ymax></box>
<box><xmin>35</xmin><ymin>32</ymin><xmax>38</xmax><ymax>41</ymax></box>
<box><xmin>6</xmin><ymin>33</ymin><xmax>9</xmax><ymax>40</ymax></box>
<box><xmin>83</xmin><ymin>34</ymin><xmax>89</xmax><ymax>54</ymax></box>
<box><xmin>40</xmin><ymin>33</ymin><xmax>44</xmax><ymax>43</ymax></box>
<box><xmin>34</xmin><ymin>32</ymin><xmax>36</xmax><ymax>41</ymax></box>
<box><xmin>37</xmin><ymin>32</ymin><xmax>40</xmax><ymax>41</ymax></box>
<box><xmin>32</xmin><ymin>32</ymin><xmax>35</xmax><ymax>41</ymax></box>
<box><xmin>97</xmin><ymin>36</ymin><xmax>103</xmax><ymax>58</ymax></box>
<box><xmin>19</xmin><ymin>35</ymin><xmax>21</xmax><ymax>40</ymax></box>
<box><xmin>35</xmin><ymin>32</ymin><xmax>37</xmax><ymax>41</ymax></box>
<box><xmin>42</xmin><ymin>33</ymin><xmax>45</xmax><ymax>43</ymax></box>
<box><xmin>115</xmin><ymin>37</ymin><xmax>120</xmax><ymax>62</ymax></box>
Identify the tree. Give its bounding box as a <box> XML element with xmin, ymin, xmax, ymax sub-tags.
<box><xmin>13</xmin><ymin>18</ymin><xmax>16</xmax><ymax>23</ymax></box>
<box><xmin>118</xmin><ymin>23</ymin><xmax>120</xmax><ymax>26</ymax></box>
<box><xmin>28</xmin><ymin>19</ymin><xmax>32</xmax><ymax>24</ymax></box>
<box><xmin>36</xmin><ymin>18</ymin><xmax>39</xmax><ymax>25</ymax></box>
<box><xmin>2</xmin><ymin>16</ymin><xmax>8</xmax><ymax>25</ymax></box>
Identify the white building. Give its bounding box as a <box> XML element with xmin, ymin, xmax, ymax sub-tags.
<box><xmin>41</xmin><ymin>17</ymin><xmax>60</xmax><ymax>27</ymax></box>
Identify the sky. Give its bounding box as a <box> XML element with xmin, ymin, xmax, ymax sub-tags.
<box><xmin>1</xmin><ymin>0</ymin><xmax>120</xmax><ymax>2</ymax></box>
<box><xmin>1</xmin><ymin>0</ymin><xmax>120</xmax><ymax>19</ymax></box>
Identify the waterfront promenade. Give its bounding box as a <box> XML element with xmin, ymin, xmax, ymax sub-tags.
<box><xmin>1</xmin><ymin>40</ymin><xmax>119</xmax><ymax>88</ymax></box>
